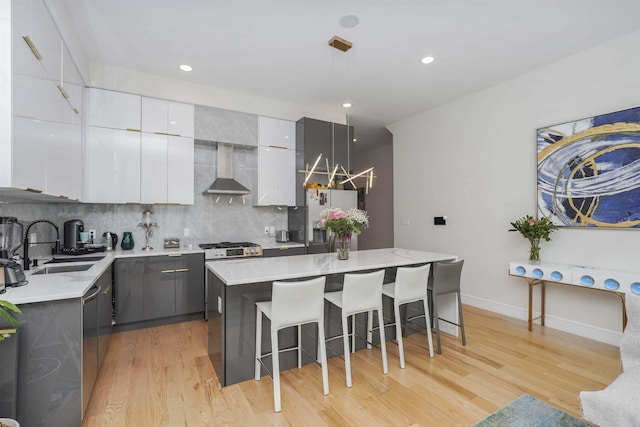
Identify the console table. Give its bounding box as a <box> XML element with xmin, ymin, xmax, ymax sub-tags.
<box><xmin>509</xmin><ymin>261</ymin><xmax>640</xmax><ymax>331</ymax></box>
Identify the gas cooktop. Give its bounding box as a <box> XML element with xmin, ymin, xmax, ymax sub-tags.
<box><xmin>199</xmin><ymin>242</ymin><xmax>262</xmax><ymax>259</ymax></box>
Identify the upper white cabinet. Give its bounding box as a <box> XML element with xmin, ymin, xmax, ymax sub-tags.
<box><xmin>256</xmin><ymin>117</ymin><xmax>296</xmax><ymax>206</ymax></box>
<box><xmin>142</xmin><ymin>97</ymin><xmax>194</xmax><ymax>137</ymax></box>
<box><xmin>0</xmin><ymin>0</ymin><xmax>83</xmax><ymax>200</ymax></box>
<box><xmin>88</xmin><ymin>89</ymin><xmax>194</xmax><ymax>204</ymax></box>
<box><xmin>89</xmin><ymin>88</ymin><xmax>141</xmax><ymax>130</ymax></box>
<box><xmin>85</xmin><ymin>127</ymin><xmax>141</xmax><ymax>204</ymax></box>
<box><xmin>258</xmin><ymin>116</ymin><xmax>296</xmax><ymax>149</ymax></box>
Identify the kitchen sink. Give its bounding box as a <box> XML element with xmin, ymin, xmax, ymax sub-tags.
<box><xmin>44</xmin><ymin>256</ymin><xmax>105</xmax><ymax>264</ymax></box>
<box><xmin>33</xmin><ymin>264</ymin><xmax>94</xmax><ymax>275</ymax></box>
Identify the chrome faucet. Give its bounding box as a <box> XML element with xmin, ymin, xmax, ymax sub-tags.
<box><xmin>23</xmin><ymin>219</ymin><xmax>61</xmax><ymax>270</ymax></box>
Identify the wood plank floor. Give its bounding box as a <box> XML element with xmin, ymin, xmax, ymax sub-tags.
<box><xmin>82</xmin><ymin>305</ymin><xmax>620</xmax><ymax>426</ymax></box>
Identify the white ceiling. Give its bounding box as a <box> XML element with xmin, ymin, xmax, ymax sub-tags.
<box><xmin>61</xmin><ymin>0</ymin><xmax>640</xmax><ymax>147</ymax></box>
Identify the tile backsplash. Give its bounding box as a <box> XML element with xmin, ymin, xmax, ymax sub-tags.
<box><xmin>1</xmin><ymin>141</ymin><xmax>288</xmax><ymax>259</ymax></box>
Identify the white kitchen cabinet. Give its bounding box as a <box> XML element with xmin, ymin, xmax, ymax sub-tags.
<box><xmin>141</xmin><ymin>133</ymin><xmax>194</xmax><ymax>205</ymax></box>
<box><xmin>256</xmin><ymin>146</ymin><xmax>295</xmax><ymax>206</ymax></box>
<box><xmin>141</xmin><ymin>133</ymin><xmax>168</xmax><ymax>204</ymax></box>
<box><xmin>256</xmin><ymin>116</ymin><xmax>296</xmax><ymax>206</ymax></box>
<box><xmin>89</xmin><ymin>88</ymin><xmax>141</xmax><ymax>131</ymax></box>
<box><xmin>167</xmin><ymin>136</ymin><xmax>194</xmax><ymax>205</ymax></box>
<box><xmin>85</xmin><ymin>127</ymin><xmax>141</xmax><ymax>203</ymax></box>
<box><xmin>142</xmin><ymin>97</ymin><xmax>194</xmax><ymax>137</ymax></box>
<box><xmin>46</xmin><ymin>121</ymin><xmax>82</xmax><ymax>200</ymax></box>
<box><xmin>258</xmin><ymin>116</ymin><xmax>296</xmax><ymax>149</ymax></box>
<box><xmin>12</xmin><ymin>117</ymin><xmax>47</xmax><ymax>193</ymax></box>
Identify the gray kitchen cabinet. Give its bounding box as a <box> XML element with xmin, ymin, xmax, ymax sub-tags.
<box><xmin>262</xmin><ymin>247</ymin><xmax>306</xmax><ymax>257</ymax></box>
<box><xmin>297</xmin><ymin>117</ymin><xmax>355</xmax><ymax>177</ymax></box>
<box><xmin>115</xmin><ymin>257</ymin><xmax>145</xmax><ymax>324</ymax></box>
<box><xmin>17</xmin><ymin>297</ymin><xmax>82</xmax><ymax>427</ymax></box>
<box><xmin>97</xmin><ymin>265</ymin><xmax>114</xmax><ymax>368</ymax></box>
<box><xmin>115</xmin><ymin>254</ymin><xmax>204</xmax><ymax>326</ymax></box>
<box><xmin>0</xmin><ymin>328</ymin><xmax>19</xmax><ymax>419</ymax></box>
<box><xmin>175</xmin><ymin>253</ymin><xmax>205</xmax><ymax>315</ymax></box>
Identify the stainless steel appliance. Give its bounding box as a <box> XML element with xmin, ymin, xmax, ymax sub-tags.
<box><xmin>199</xmin><ymin>242</ymin><xmax>262</xmax><ymax>259</ymax></box>
<box><xmin>275</xmin><ymin>230</ymin><xmax>289</xmax><ymax>243</ymax></box>
<box><xmin>0</xmin><ymin>259</ymin><xmax>27</xmax><ymax>288</ymax></box>
<box><xmin>0</xmin><ymin>217</ymin><xmax>23</xmax><ymax>259</ymax></box>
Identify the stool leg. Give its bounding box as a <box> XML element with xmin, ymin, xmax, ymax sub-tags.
<box><xmin>394</xmin><ymin>302</ymin><xmax>405</xmax><ymax>369</ymax></box>
<box><xmin>458</xmin><ymin>292</ymin><xmax>466</xmax><ymax>346</ymax></box>
<box><xmin>422</xmin><ymin>297</ymin><xmax>434</xmax><ymax>358</ymax></box>
<box><xmin>342</xmin><ymin>314</ymin><xmax>352</xmax><ymax>388</ymax></box>
<box><xmin>351</xmin><ymin>315</ymin><xmax>356</xmax><ymax>353</ymax></box>
<box><xmin>272</xmin><ymin>327</ymin><xmax>282</xmax><ymax>412</ymax></box>
<box><xmin>297</xmin><ymin>324</ymin><xmax>302</xmax><ymax>369</ymax></box>
<box><xmin>377</xmin><ymin>305</ymin><xmax>388</xmax><ymax>374</ymax></box>
<box><xmin>366</xmin><ymin>310</ymin><xmax>373</xmax><ymax>349</ymax></box>
<box><xmin>433</xmin><ymin>294</ymin><xmax>442</xmax><ymax>354</ymax></box>
<box><xmin>317</xmin><ymin>320</ymin><xmax>329</xmax><ymax>395</ymax></box>
<box><xmin>255</xmin><ymin>307</ymin><xmax>262</xmax><ymax>380</ymax></box>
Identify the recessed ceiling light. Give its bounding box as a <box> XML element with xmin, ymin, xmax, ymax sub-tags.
<box><xmin>343</xmin><ymin>102</ymin><xmax>352</xmax><ymax>108</ymax></box>
<box><xmin>179</xmin><ymin>64</ymin><xmax>192</xmax><ymax>72</ymax></box>
<box><xmin>339</xmin><ymin>14</ymin><xmax>359</xmax><ymax>28</ymax></box>
<box><xmin>420</xmin><ymin>56</ymin><xmax>435</xmax><ymax>64</ymax></box>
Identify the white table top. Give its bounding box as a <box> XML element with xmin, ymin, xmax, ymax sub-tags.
<box><xmin>206</xmin><ymin>248</ymin><xmax>458</xmax><ymax>286</ymax></box>
<box><xmin>3</xmin><ymin>246</ymin><xmax>204</xmax><ymax>305</ymax></box>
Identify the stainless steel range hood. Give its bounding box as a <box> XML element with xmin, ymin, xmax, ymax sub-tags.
<box><xmin>205</xmin><ymin>143</ymin><xmax>251</xmax><ymax>195</ymax></box>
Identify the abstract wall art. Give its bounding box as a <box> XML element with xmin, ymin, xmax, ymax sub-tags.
<box><xmin>537</xmin><ymin>106</ymin><xmax>640</xmax><ymax>228</ymax></box>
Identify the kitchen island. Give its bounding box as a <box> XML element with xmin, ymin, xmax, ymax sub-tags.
<box><xmin>206</xmin><ymin>248</ymin><xmax>457</xmax><ymax>386</ymax></box>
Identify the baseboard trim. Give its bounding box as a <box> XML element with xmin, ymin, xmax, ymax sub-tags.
<box><xmin>462</xmin><ymin>294</ymin><xmax>622</xmax><ymax>347</ymax></box>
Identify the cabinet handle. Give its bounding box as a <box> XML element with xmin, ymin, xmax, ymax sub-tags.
<box><xmin>126</xmin><ymin>202</ymin><xmax>140</xmax><ymax>204</ymax></box>
<box><xmin>73</xmin><ymin>108</ymin><xmax>80</xmax><ymax>114</ymax></box>
<box><xmin>0</xmin><ymin>328</ymin><xmax>17</xmax><ymax>336</ymax></box>
<box><xmin>126</xmin><ymin>128</ymin><xmax>141</xmax><ymax>132</ymax></box>
<box><xmin>174</xmin><ymin>268</ymin><xmax>189</xmax><ymax>273</ymax></box>
<box><xmin>161</xmin><ymin>269</ymin><xmax>176</xmax><ymax>274</ymax></box>
<box><xmin>102</xmin><ymin>285</ymin><xmax>112</xmax><ymax>295</ymax></box>
<box><xmin>56</xmin><ymin>84</ymin><xmax>69</xmax><ymax>99</ymax></box>
<box><xmin>268</xmin><ymin>145</ymin><xmax>288</xmax><ymax>150</ymax></box>
<box><xmin>25</xmin><ymin>187</ymin><xmax>43</xmax><ymax>193</ymax></box>
<box><xmin>155</xmin><ymin>202</ymin><xmax>180</xmax><ymax>205</ymax></box>
<box><xmin>154</xmin><ymin>132</ymin><xmax>181</xmax><ymax>137</ymax></box>
<box><xmin>22</xmin><ymin>36</ymin><xmax>43</xmax><ymax>60</ymax></box>
<box><xmin>167</xmin><ymin>254</ymin><xmax>183</xmax><ymax>257</ymax></box>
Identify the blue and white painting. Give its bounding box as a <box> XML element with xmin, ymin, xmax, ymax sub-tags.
<box><xmin>537</xmin><ymin>106</ymin><xmax>640</xmax><ymax>228</ymax></box>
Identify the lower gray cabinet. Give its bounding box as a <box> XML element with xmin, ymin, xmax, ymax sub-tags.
<box><xmin>263</xmin><ymin>247</ymin><xmax>306</xmax><ymax>257</ymax></box>
<box><xmin>114</xmin><ymin>257</ymin><xmax>145</xmax><ymax>324</ymax></box>
<box><xmin>115</xmin><ymin>253</ymin><xmax>204</xmax><ymax>326</ymax></box>
<box><xmin>17</xmin><ymin>298</ymin><xmax>82</xmax><ymax>427</ymax></box>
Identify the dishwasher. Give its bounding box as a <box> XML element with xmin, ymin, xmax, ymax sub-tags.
<box><xmin>82</xmin><ymin>284</ymin><xmax>101</xmax><ymax>418</ymax></box>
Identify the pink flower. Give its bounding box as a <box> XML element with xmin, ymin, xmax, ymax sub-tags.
<box><xmin>328</xmin><ymin>211</ymin><xmax>346</xmax><ymax>220</ymax></box>
<box><xmin>527</xmin><ymin>219</ymin><xmax>534</xmax><ymax>225</ymax></box>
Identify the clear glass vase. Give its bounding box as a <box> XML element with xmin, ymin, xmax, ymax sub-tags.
<box><xmin>336</xmin><ymin>233</ymin><xmax>352</xmax><ymax>260</ymax></box>
<box><xmin>529</xmin><ymin>238</ymin><xmax>540</xmax><ymax>262</ymax></box>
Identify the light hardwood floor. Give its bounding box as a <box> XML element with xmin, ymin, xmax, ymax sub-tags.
<box><xmin>82</xmin><ymin>306</ymin><xmax>620</xmax><ymax>426</ymax></box>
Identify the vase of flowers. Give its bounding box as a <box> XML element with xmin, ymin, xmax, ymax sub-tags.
<box><xmin>510</xmin><ymin>215</ymin><xmax>558</xmax><ymax>262</ymax></box>
<box><xmin>320</xmin><ymin>208</ymin><xmax>369</xmax><ymax>260</ymax></box>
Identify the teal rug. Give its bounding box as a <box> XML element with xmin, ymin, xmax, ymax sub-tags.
<box><xmin>472</xmin><ymin>394</ymin><xmax>592</xmax><ymax>427</ymax></box>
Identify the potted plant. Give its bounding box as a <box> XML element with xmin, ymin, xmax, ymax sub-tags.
<box><xmin>320</xmin><ymin>208</ymin><xmax>369</xmax><ymax>260</ymax></box>
<box><xmin>510</xmin><ymin>215</ymin><xmax>558</xmax><ymax>262</ymax></box>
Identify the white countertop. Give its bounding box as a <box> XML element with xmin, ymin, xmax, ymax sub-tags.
<box><xmin>2</xmin><ymin>246</ymin><xmax>204</xmax><ymax>305</ymax></box>
<box><xmin>206</xmin><ymin>248</ymin><xmax>457</xmax><ymax>286</ymax></box>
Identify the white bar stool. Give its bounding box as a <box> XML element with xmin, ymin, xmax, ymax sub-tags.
<box><xmin>324</xmin><ymin>269</ymin><xmax>388</xmax><ymax>388</ymax></box>
<box><xmin>381</xmin><ymin>264</ymin><xmax>434</xmax><ymax>368</ymax></box>
<box><xmin>255</xmin><ymin>276</ymin><xmax>329</xmax><ymax>412</ymax></box>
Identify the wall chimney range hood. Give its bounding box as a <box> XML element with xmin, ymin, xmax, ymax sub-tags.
<box><xmin>205</xmin><ymin>143</ymin><xmax>251</xmax><ymax>195</ymax></box>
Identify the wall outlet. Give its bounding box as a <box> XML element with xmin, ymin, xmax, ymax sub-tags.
<box><xmin>269</xmin><ymin>226</ymin><xmax>275</xmax><ymax>237</ymax></box>
<box><xmin>89</xmin><ymin>229</ymin><xmax>96</xmax><ymax>241</ymax></box>
<box><xmin>184</xmin><ymin>228</ymin><xmax>190</xmax><ymax>237</ymax></box>
<box><xmin>264</xmin><ymin>226</ymin><xmax>270</xmax><ymax>234</ymax></box>
<box><xmin>30</xmin><ymin>233</ymin><xmax>37</xmax><ymax>243</ymax></box>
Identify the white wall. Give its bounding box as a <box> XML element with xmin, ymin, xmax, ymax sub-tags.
<box><xmin>389</xmin><ymin>29</ymin><xmax>640</xmax><ymax>346</ymax></box>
